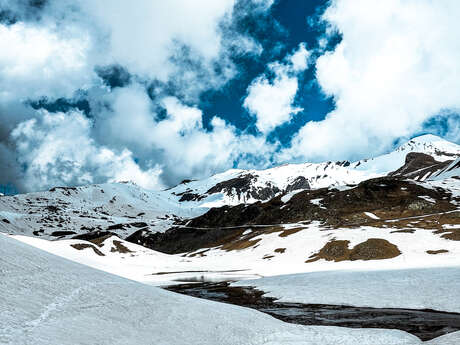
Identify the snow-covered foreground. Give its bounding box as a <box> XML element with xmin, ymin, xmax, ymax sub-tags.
<box><xmin>232</xmin><ymin>267</ymin><xmax>460</xmax><ymax>313</ymax></box>
<box><xmin>1</xmin><ymin>234</ymin><xmax>427</xmax><ymax>345</ymax></box>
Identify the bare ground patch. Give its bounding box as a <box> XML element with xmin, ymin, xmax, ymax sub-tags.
<box><xmin>306</xmin><ymin>238</ymin><xmax>401</xmax><ymax>263</ymax></box>
<box><xmin>221</xmin><ymin>237</ymin><xmax>261</xmax><ymax>251</ymax></box>
<box><xmin>70</xmin><ymin>243</ymin><xmax>104</xmax><ymax>256</ymax></box>
<box><xmin>426</xmin><ymin>249</ymin><xmax>449</xmax><ymax>255</ymax></box>
<box><xmin>278</xmin><ymin>227</ymin><xmax>305</xmax><ymax>237</ymax></box>
<box><xmin>111</xmin><ymin>240</ymin><xmax>133</xmax><ymax>253</ymax></box>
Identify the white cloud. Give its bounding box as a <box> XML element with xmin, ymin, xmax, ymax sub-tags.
<box><xmin>290</xmin><ymin>43</ymin><xmax>310</xmax><ymax>72</ymax></box>
<box><xmin>0</xmin><ymin>22</ymin><xmax>92</xmax><ymax>100</ymax></box>
<box><xmin>11</xmin><ymin>110</ymin><xmax>163</xmax><ymax>192</ymax></box>
<box><xmin>90</xmin><ymin>82</ymin><xmax>274</xmax><ymax>186</ymax></box>
<box><xmin>282</xmin><ymin>0</ymin><xmax>460</xmax><ymax>162</ymax></box>
<box><xmin>244</xmin><ymin>43</ymin><xmax>310</xmax><ymax>134</ymax></box>
<box><xmin>0</xmin><ymin>0</ymin><xmax>278</xmax><ymax>191</ymax></box>
<box><xmin>72</xmin><ymin>0</ymin><xmax>235</xmax><ymax>81</ymax></box>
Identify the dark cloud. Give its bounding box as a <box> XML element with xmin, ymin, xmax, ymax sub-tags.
<box><xmin>96</xmin><ymin>64</ymin><xmax>131</xmax><ymax>89</ymax></box>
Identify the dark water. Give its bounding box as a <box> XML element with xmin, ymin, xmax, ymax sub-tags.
<box><xmin>165</xmin><ymin>281</ymin><xmax>460</xmax><ymax>341</ymax></box>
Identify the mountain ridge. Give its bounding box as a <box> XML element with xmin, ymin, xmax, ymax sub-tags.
<box><xmin>1</xmin><ymin>134</ymin><xmax>459</xmax><ymax>241</ymax></box>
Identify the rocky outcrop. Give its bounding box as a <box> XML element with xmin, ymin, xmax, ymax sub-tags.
<box><xmin>285</xmin><ymin>176</ymin><xmax>310</xmax><ymax>192</ymax></box>
<box><xmin>390</xmin><ymin>152</ymin><xmax>448</xmax><ymax>179</ymax></box>
<box><xmin>206</xmin><ymin>174</ymin><xmax>281</xmax><ymax>202</ymax></box>
<box><xmin>125</xmin><ymin>227</ymin><xmax>245</xmax><ymax>254</ymax></box>
<box><xmin>187</xmin><ymin>177</ymin><xmax>456</xmax><ymax>228</ymax></box>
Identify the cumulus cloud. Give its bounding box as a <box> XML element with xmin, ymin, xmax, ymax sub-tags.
<box><xmin>95</xmin><ymin>83</ymin><xmax>275</xmax><ymax>186</ymax></box>
<box><xmin>0</xmin><ymin>22</ymin><xmax>93</xmax><ymax>100</ymax></box>
<box><xmin>0</xmin><ymin>0</ymin><xmax>277</xmax><ymax>192</ymax></box>
<box><xmin>11</xmin><ymin>110</ymin><xmax>164</xmax><ymax>191</ymax></box>
<box><xmin>281</xmin><ymin>0</ymin><xmax>460</xmax><ymax>162</ymax></box>
<box><xmin>244</xmin><ymin>43</ymin><xmax>310</xmax><ymax>134</ymax></box>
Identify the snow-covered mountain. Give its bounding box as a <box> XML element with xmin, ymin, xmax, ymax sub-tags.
<box><xmin>167</xmin><ymin>134</ymin><xmax>460</xmax><ymax>207</ymax></box>
<box><xmin>1</xmin><ymin>134</ymin><xmax>459</xmax><ymax>240</ymax></box>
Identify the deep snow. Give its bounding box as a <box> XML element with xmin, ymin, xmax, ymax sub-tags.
<box><xmin>0</xmin><ymin>234</ymin><xmax>423</xmax><ymax>345</ymax></box>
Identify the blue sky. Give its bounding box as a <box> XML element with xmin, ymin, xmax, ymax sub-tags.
<box><xmin>0</xmin><ymin>0</ymin><xmax>459</xmax><ymax>193</ymax></box>
<box><xmin>200</xmin><ymin>0</ymin><xmax>337</xmax><ymax>146</ymax></box>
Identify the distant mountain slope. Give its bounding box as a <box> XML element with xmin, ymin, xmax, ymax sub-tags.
<box><xmin>429</xmin><ymin>157</ymin><xmax>460</xmax><ymax>181</ymax></box>
<box><xmin>168</xmin><ymin>134</ymin><xmax>460</xmax><ymax>207</ymax></box>
<box><xmin>0</xmin><ymin>134</ymin><xmax>459</xmax><ymax>240</ymax></box>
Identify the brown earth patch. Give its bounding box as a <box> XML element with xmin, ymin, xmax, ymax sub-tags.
<box><xmin>278</xmin><ymin>227</ymin><xmax>305</xmax><ymax>237</ymax></box>
<box><xmin>262</xmin><ymin>254</ymin><xmax>275</xmax><ymax>259</ymax></box>
<box><xmin>426</xmin><ymin>249</ymin><xmax>449</xmax><ymax>255</ymax></box>
<box><xmin>274</xmin><ymin>248</ymin><xmax>286</xmax><ymax>254</ymax></box>
<box><xmin>111</xmin><ymin>240</ymin><xmax>133</xmax><ymax>253</ymax></box>
<box><xmin>306</xmin><ymin>240</ymin><xmax>350</xmax><ymax>263</ymax></box>
<box><xmin>306</xmin><ymin>238</ymin><xmax>401</xmax><ymax>263</ymax></box>
<box><xmin>71</xmin><ymin>243</ymin><xmax>104</xmax><ymax>256</ymax></box>
<box><xmin>221</xmin><ymin>237</ymin><xmax>261</xmax><ymax>251</ymax></box>
<box><xmin>441</xmin><ymin>230</ymin><xmax>460</xmax><ymax>241</ymax></box>
<box><xmin>349</xmin><ymin>239</ymin><xmax>401</xmax><ymax>260</ymax></box>
<box><xmin>391</xmin><ymin>229</ymin><xmax>416</xmax><ymax>234</ymax></box>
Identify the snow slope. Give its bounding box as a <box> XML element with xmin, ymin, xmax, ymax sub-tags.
<box><xmin>352</xmin><ymin>134</ymin><xmax>460</xmax><ymax>174</ymax></box>
<box><xmin>0</xmin><ymin>182</ymin><xmax>208</xmax><ymax>237</ymax></box>
<box><xmin>10</xmin><ymin>215</ymin><xmax>460</xmax><ymax>286</ymax></box>
<box><xmin>429</xmin><ymin>157</ymin><xmax>460</xmax><ymax>181</ymax></box>
<box><xmin>0</xmin><ymin>234</ymin><xmax>421</xmax><ymax>345</ymax></box>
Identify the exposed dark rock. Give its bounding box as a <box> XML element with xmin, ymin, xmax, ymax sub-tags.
<box><xmin>178</xmin><ymin>192</ymin><xmax>205</xmax><ymax>202</ymax></box>
<box><xmin>206</xmin><ymin>174</ymin><xmax>280</xmax><ymax>201</ymax></box>
<box><xmin>285</xmin><ymin>176</ymin><xmax>310</xmax><ymax>192</ymax></box>
<box><xmin>390</xmin><ymin>152</ymin><xmax>450</xmax><ymax>179</ymax></box>
<box><xmin>45</xmin><ymin>205</ymin><xmax>60</xmax><ymax>213</ymax></box>
<box><xmin>188</xmin><ymin>177</ymin><xmax>455</xmax><ymax>228</ymax></box>
<box><xmin>48</xmin><ymin>186</ymin><xmax>78</xmax><ymax>196</ymax></box>
<box><xmin>72</xmin><ymin>231</ymin><xmax>117</xmax><ymax>241</ymax></box>
<box><xmin>50</xmin><ymin>230</ymin><xmax>77</xmax><ymax>237</ymax></box>
<box><xmin>129</xmin><ymin>222</ymin><xmax>148</xmax><ymax>228</ymax></box>
<box><xmin>107</xmin><ymin>223</ymin><xmax>126</xmax><ymax>230</ymax></box>
<box><xmin>2</xmin><ymin>218</ymin><xmax>10</xmax><ymax>223</ymax></box>
<box><xmin>125</xmin><ymin>227</ymin><xmax>245</xmax><ymax>254</ymax></box>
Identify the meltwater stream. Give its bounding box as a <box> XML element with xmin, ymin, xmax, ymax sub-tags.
<box><xmin>165</xmin><ymin>281</ymin><xmax>460</xmax><ymax>341</ymax></box>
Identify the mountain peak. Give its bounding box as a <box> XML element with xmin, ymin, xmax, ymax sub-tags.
<box><xmin>395</xmin><ymin>134</ymin><xmax>460</xmax><ymax>155</ymax></box>
<box><xmin>408</xmin><ymin>134</ymin><xmax>446</xmax><ymax>144</ymax></box>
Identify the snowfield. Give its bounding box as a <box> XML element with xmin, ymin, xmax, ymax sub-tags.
<box><xmin>10</xmin><ymin>217</ymin><xmax>460</xmax><ymax>286</ymax></box>
<box><xmin>0</xmin><ymin>234</ymin><xmax>426</xmax><ymax>345</ymax></box>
